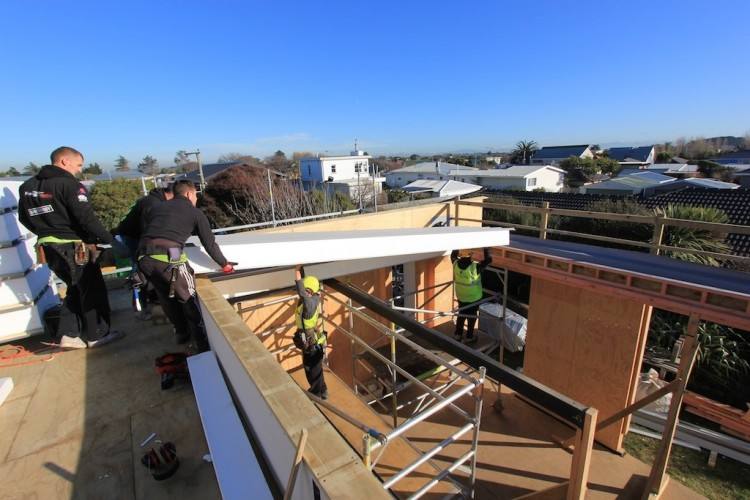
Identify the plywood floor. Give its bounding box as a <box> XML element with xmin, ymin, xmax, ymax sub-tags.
<box><xmin>0</xmin><ymin>286</ymin><xmax>220</xmax><ymax>500</ymax></box>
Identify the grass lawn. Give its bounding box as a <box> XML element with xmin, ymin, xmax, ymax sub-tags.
<box><xmin>624</xmin><ymin>433</ymin><xmax>750</xmax><ymax>499</ymax></box>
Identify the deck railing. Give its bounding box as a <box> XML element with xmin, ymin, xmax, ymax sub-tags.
<box><xmin>454</xmin><ymin>198</ymin><xmax>750</xmax><ymax>266</ymax></box>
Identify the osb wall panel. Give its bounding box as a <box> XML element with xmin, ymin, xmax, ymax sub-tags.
<box><xmin>238</xmin><ymin>269</ymin><xmax>393</xmax><ymax>387</ymax></box>
<box><xmin>415</xmin><ymin>256</ymin><xmax>455</xmax><ymax>328</ymax></box>
<box><xmin>323</xmin><ymin>267</ymin><xmax>392</xmax><ymax>388</ymax></box>
<box><xmin>239</xmin><ymin>288</ymin><xmax>302</xmax><ymax>371</ymax></box>
<box><xmin>524</xmin><ymin>278</ymin><xmax>651</xmax><ymax>450</ymax></box>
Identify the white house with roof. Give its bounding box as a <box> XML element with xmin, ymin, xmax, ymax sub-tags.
<box><xmin>531</xmin><ymin>145</ymin><xmax>594</xmax><ymax>165</ymax></box>
<box><xmin>384</xmin><ymin>161</ymin><xmax>479</xmax><ymax>188</ymax></box>
<box><xmin>385</xmin><ymin>162</ymin><xmax>566</xmax><ymax>192</ymax></box>
<box><xmin>299</xmin><ymin>150</ymin><xmax>384</xmax><ymax>200</ymax></box>
<box><xmin>402</xmin><ymin>179</ymin><xmax>482</xmax><ymax>198</ymax></box>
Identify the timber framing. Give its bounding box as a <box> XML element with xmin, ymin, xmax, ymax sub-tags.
<box><xmin>488</xmin><ymin>245</ymin><xmax>750</xmax><ymax>331</ymax></box>
<box><xmin>325</xmin><ymin>278</ymin><xmax>590</xmax><ymax>428</ymax></box>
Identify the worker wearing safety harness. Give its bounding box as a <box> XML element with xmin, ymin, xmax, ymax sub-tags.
<box><xmin>293</xmin><ymin>265</ymin><xmax>328</xmax><ymax>399</ymax></box>
<box><xmin>138</xmin><ymin>180</ymin><xmax>234</xmax><ymax>352</ymax></box>
<box><xmin>451</xmin><ymin>248</ymin><xmax>491</xmax><ymax>343</ymax></box>
<box><xmin>18</xmin><ymin>146</ymin><xmax>127</xmax><ymax>349</ymax></box>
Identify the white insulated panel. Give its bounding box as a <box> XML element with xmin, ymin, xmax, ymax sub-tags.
<box><xmin>0</xmin><ymin>211</ymin><xmax>23</xmax><ymax>244</ymax></box>
<box><xmin>0</xmin><ymin>180</ymin><xmax>22</xmax><ymax>211</ymax></box>
<box><xmin>0</xmin><ymin>265</ymin><xmax>54</xmax><ymax>308</ymax></box>
<box><xmin>0</xmin><ymin>285</ymin><xmax>60</xmax><ymax>343</ymax></box>
<box><xmin>187</xmin><ymin>226</ymin><xmax>510</xmax><ymax>274</ymax></box>
<box><xmin>0</xmin><ymin>236</ymin><xmax>36</xmax><ymax>276</ymax></box>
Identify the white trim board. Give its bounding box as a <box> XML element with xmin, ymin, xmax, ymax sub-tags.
<box><xmin>186</xmin><ymin>226</ymin><xmax>510</xmax><ymax>274</ymax></box>
<box><xmin>214</xmin><ymin>251</ymin><xmax>446</xmax><ymax>299</ymax></box>
<box><xmin>187</xmin><ymin>351</ymin><xmax>273</xmax><ymax>500</ymax></box>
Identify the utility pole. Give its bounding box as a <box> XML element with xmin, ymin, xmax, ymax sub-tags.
<box><xmin>185</xmin><ymin>150</ymin><xmax>205</xmax><ymax>191</ymax></box>
<box><xmin>356</xmin><ymin>162</ymin><xmax>363</xmax><ymax>212</ymax></box>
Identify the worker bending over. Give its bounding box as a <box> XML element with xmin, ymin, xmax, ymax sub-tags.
<box><xmin>18</xmin><ymin>146</ymin><xmax>126</xmax><ymax>348</ymax></box>
<box><xmin>138</xmin><ymin>180</ymin><xmax>234</xmax><ymax>352</ymax></box>
<box><xmin>114</xmin><ymin>184</ymin><xmax>174</xmax><ymax>319</ymax></box>
<box><xmin>451</xmin><ymin>248</ymin><xmax>491</xmax><ymax>343</ymax></box>
<box><xmin>293</xmin><ymin>265</ymin><xmax>328</xmax><ymax>399</ymax></box>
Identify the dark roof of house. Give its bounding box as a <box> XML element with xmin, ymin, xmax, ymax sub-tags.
<box><xmin>607</xmin><ymin>146</ymin><xmax>654</xmax><ymax>162</ymax></box>
<box><xmin>710</xmin><ymin>150</ymin><xmax>750</xmax><ymax>161</ymax></box>
<box><xmin>531</xmin><ymin>145</ymin><xmax>591</xmax><ymax>159</ymax></box>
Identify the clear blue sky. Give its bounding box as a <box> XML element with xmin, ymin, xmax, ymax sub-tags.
<box><xmin>1</xmin><ymin>0</ymin><xmax>748</xmax><ymax>170</ymax></box>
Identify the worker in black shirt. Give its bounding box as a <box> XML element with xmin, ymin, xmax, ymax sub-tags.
<box><xmin>138</xmin><ymin>180</ymin><xmax>234</xmax><ymax>352</ymax></box>
<box><xmin>292</xmin><ymin>265</ymin><xmax>328</xmax><ymax>399</ymax></box>
<box><xmin>18</xmin><ymin>146</ymin><xmax>126</xmax><ymax>349</ymax></box>
<box><xmin>451</xmin><ymin>248</ymin><xmax>492</xmax><ymax>343</ymax></box>
<box><xmin>114</xmin><ymin>185</ymin><xmax>173</xmax><ymax>319</ymax></box>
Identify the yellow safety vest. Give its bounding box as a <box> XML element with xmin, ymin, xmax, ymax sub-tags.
<box><xmin>454</xmin><ymin>261</ymin><xmax>482</xmax><ymax>303</ymax></box>
<box><xmin>295</xmin><ymin>303</ymin><xmax>325</xmax><ymax>345</ymax></box>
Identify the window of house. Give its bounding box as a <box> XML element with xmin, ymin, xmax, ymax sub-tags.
<box><xmin>527</xmin><ymin>177</ymin><xmax>537</xmax><ymax>187</ymax></box>
<box><xmin>331</xmin><ymin>164</ymin><xmax>336</xmax><ymax>173</ymax></box>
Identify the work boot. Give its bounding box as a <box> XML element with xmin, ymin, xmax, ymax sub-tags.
<box><xmin>60</xmin><ymin>335</ymin><xmax>87</xmax><ymax>349</ymax></box>
<box><xmin>465</xmin><ymin>335</ymin><xmax>477</xmax><ymax>344</ymax></box>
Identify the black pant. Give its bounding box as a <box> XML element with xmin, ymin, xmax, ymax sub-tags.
<box><xmin>43</xmin><ymin>243</ymin><xmax>111</xmax><ymax>340</ymax></box>
<box><xmin>455</xmin><ymin>301</ymin><xmax>479</xmax><ymax>338</ymax></box>
<box><xmin>138</xmin><ymin>256</ymin><xmax>209</xmax><ymax>352</ymax></box>
<box><xmin>302</xmin><ymin>343</ymin><xmax>327</xmax><ymax>396</ymax></box>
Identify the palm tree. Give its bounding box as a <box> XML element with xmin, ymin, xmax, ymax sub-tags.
<box><xmin>513</xmin><ymin>140</ymin><xmax>538</xmax><ymax>165</ymax></box>
<box><xmin>657</xmin><ymin>204</ymin><xmax>730</xmax><ymax>266</ymax></box>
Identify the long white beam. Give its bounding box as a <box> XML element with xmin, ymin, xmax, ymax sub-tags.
<box><xmin>186</xmin><ymin>227</ymin><xmax>510</xmax><ymax>274</ymax></box>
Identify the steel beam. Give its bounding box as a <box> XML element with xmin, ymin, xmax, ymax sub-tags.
<box><xmin>326</xmin><ymin>278</ymin><xmax>589</xmax><ymax>427</ymax></box>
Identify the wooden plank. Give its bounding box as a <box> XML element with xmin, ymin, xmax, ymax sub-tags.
<box><xmin>187</xmin><ymin>351</ymin><xmax>273</xmax><ymax>500</ymax></box>
<box><xmin>567</xmin><ymin>408</ymin><xmax>597</xmax><ymax>500</ymax></box>
<box><xmin>642</xmin><ymin>313</ymin><xmax>701</xmax><ymax>499</ymax></box>
<box><xmin>283</xmin><ymin>429</ymin><xmax>307</xmax><ymax>500</ymax></box>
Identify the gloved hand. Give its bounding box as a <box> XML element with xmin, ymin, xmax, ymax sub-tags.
<box><xmin>221</xmin><ymin>263</ymin><xmax>235</xmax><ymax>274</ymax></box>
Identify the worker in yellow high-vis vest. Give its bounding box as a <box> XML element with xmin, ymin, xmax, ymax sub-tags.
<box><xmin>293</xmin><ymin>265</ymin><xmax>328</xmax><ymax>399</ymax></box>
<box><xmin>452</xmin><ymin>248</ymin><xmax>491</xmax><ymax>343</ymax></box>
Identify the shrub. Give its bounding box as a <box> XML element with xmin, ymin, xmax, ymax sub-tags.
<box><xmin>90</xmin><ymin>178</ymin><xmax>147</xmax><ymax>230</ymax></box>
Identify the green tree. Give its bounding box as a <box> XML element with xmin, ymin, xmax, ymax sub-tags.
<box><xmin>23</xmin><ymin>162</ymin><xmax>40</xmax><ymax>175</ymax></box>
<box><xmin>90</xmin><ymin>178</ymin><xmax>144</xmax><ymax>230</ymax></box>
<box><xmin>655</xmin><ymin>151</ymin><xmax>672</xmax><ymax>162</ymax></box>
<box><xmin>114</xmin><ymin>155</ymin><xmax>130</xmax><ymax>171</ymax></box>
<box><xmin>7</xmin><ymin>167</ymin><xmax>20</xmax><ymax>176</ymax></box>
<box><xmin>82</xmin><ymin>162</ymin><xmax>102</xmax><ymax>177</ymax></box>
<box><xmin>511</xmin><ymin>140</ymin><xmax>538</xmax><ymax>164</ymax></box>
<box><xmin>137</xmin><ymin>155</ymin><xmax>159</xmax><ymax>175</ymax></box>
<box><xmin>174</xmin><ymin>150</ymin><xmax>189</xmax><ymax>165</ymax></box>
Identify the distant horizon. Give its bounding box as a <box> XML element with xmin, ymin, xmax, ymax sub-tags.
<box><xmin>1</xmin><ymin>1</ymin><xmax>748</xmax><ymax>171</ymax></box>
<box><xmin>3</xmin><ymin>132</ymin><xmax>748</xmax><ymax>173</ymax></box>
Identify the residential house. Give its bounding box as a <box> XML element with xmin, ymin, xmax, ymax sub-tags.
<box><xmin>385</xmin><ymin>162</ymin><xmax>566</xmax><ymax>192</ymax></box>
<box><xmin>617</xmin><ymin>163</ymin><xmax>698</xmax><ymax>179</ymax></box>
<box><xmin>300</xmin><ymin>151</ymin><xmax>384</xmax><ymax>201</ymax></box>
<box><xmin>734</xmin><ymin>167</ymin><xmax>750</xmax><ymax>188</ymax></box>
<box><xmin>652</xmin><ymin>178</ymin><xmax>740</xmax><ymax>194</ymax></box>
<box><xmin>530</xmin><ymin>145</ymin><xmax>594</xmax><ymax>165</ymax></box>
<box><xmin>384</xmin><ymin>162</ymin><xmax>479</xmax><ymax>188</ymax></box>
<box><xmin>710</xmin><ymin>150</ymin><xmax>750</xmax><ymax>165</ymax></box>
<box><xmin>606</xmin><ymin>146</ymin><xmax>655</xmax><ymax>167</ymax></box>
<box><xmin>581</xmin><ymin>171</ymin><xmax>675</xmax><ymax>196</ymax></box>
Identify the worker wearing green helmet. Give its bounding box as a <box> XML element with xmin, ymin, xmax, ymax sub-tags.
<box><xmin>293</xmin><ymin>265</ymin><xmax>328</xmax><ymax>399</ymax></box>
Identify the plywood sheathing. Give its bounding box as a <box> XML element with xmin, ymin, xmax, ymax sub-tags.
<box><xmin>523</xmin><ymin>279</ymin><xmax>652</xmax><ymax>451</ymax></box>
<box><xmin>415</xmin><ymin>255</ymin><xmax>455</xmax><ymax>328</ymax></box>
<box><xmin>197</xmin><ymin>278</ymin><xmax>389</xmax><ymax>499</ymax></box>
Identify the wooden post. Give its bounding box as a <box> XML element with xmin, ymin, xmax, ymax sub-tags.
<box><xmin>642</xmin><ymin>314</ymin><xmax>701</xmax><ymax>499</ymax></box>
<box><xmin>283</xmin><ymin>428</ymin><xmax>308</xmax><ymax>500</ymax></box>
<box><xmin>539</xmin><ymin>201</ymin><xmax>550</xmax><ymax>240</ymax></box>
<box><xmin>567</xmin><ymin>408</ymin><xmax>598</xmax><ymax>500</ymax></box>
<box><xmin>651</xmin><ymin>215</ymin><xmax>665</xmax><ymax>255</ymax></box>
<box><xmin>454</xmin><ymin>196</ymin><xmax>461</xmax><ymax>226</ymax></box>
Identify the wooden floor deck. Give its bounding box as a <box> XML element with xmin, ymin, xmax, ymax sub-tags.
<box><xmin>0</xmin><ymin>286</ymin><xmax>220</xmax><ymax>500</ymax></box>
